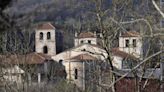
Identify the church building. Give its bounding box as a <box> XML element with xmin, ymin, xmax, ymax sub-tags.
<box><xmin>51</xmin><ymin>30</ymin><xmax>141</xmax><ymax>90</ymax></box>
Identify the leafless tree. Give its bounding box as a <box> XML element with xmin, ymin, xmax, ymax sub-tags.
<box><xmin>80</xmin><ymin>0</ymin><xmax>164</xmax><ymax>92</ymax></box>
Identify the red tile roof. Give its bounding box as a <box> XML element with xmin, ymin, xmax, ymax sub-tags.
<box><xmin>78</xmin><ymin>32</ymin><xmax>96</xmax><ymax>38</ymax></box>
<box><xmin>111</xmin><ymin>48</ymin><xmax>137</xmax><ymax>60</ymax></box>
<box><xmin>68</xmin><ymin>54</ymin><xmax>97</xmax><ymax>61</ymax></box>
<box><xmin>36</xmin><ymin>22</ymin><xmax>55</xmax><ymax>30</ymax></box>
<box><xmin>120</xmin><ymin>31</ymin><xmax>140</xmax><ymax>37</ymax></box>
<box><xmin>0</xmin><ymin>53</ymin><xmax>51</xmax><ymax>65</ymax></box>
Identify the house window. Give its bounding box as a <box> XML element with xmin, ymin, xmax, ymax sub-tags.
<box><xmin>125</xmin><ymin>39</ymin><xmax>129</xmax><ymax>47</ymax></box>
<box><xmin>43</xmin><ymin>46</ymin><xmax>48</xmax><ymax>54</ymax></box>
<box><xmin>47</xmin><ymin>32</ymin><xmax>51</xmax><ymax>39</ymax></box>
<box><xmin>40</xmin><ymin>32</ymin><xmax>43</xmax><ymax>40</ymax></box>
<box><xmin>88</xmin><ymin>40</ymin><xmax>91</xmax><ymax>44</ymax></box>
<box><xmin>133</xmin><ymin>39</ymin><xmax>137</xmax><ymax>47</ymax></box>
<box><xmin>74</xmin><ymin>69</ymin><xmax>78</xmax><ymax>79</ymax></box>
<box><xmin>80</xmin><ymin>40</ymin><xmax>84</xmax><ymax>44</ymax></box>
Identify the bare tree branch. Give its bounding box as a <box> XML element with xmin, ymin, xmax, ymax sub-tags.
<box><xmin>101</xmin><ymin>50</ymin><xmax>163</xmax><ymax>89</ymax></box>
<box><xmin>152</xmin><ymin>0</ymin><xmax>164</xmax><ymax>18</ymax></box>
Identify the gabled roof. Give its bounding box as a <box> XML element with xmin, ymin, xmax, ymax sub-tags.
<box><xmin>55</xmin><ymin>43</ymin><xmax>104</xmax><ymax>55</ymax></box>
<box><xmin>67</xmin><ymin>54</ymin><xmax>97</xmax><ymax>61</ymax></box>
<box><xmin>0</xmin><ymin>53</ymin><xmax>51</xmax><ymax>65</ymax></box>
<box><xmin>120</xmin><ymin>31</ymin><xmax>140</xmax><ymax>37</ymax></box>
<box><xmin>52</xmin><ymin>43</ymin><xmax>106</xmax><ymax>62</ymax></box>
<box><xmin>78</xmin><ymin>31</ymin><xmax>96</xmax><ymax>38</ymax></box>
<box><xmin>36</xmin><ymin>22</ymin><xmax>55</xmax><ymax>30</ymax></box>
<box><xmin>111</xmin><ymin>48</ymin><xmax>138</xmax><ymax>60</ymax></box>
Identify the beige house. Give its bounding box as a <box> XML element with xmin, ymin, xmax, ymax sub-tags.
<box><xmin>0</xmin><ymin>52</ymin><xmax>52</xmax><ymax>85</ymax></box>
<box><xmin>1</xmin><ymin>65</ymin><xmax>24</xmax><ymax>85</ymax></box>
<box><xmin>0</xmin><ymin>56</ymin><xmax>24</xmax><ymax>85</ymax></box>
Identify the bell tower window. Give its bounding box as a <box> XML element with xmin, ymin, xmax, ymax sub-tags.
<box><xmin>80</xmin><ymin>40</ymin><xmax>84</xmax><ymax>44</ymax></box>
<box><xmin>88</xmin><ymin>40</ymin><xmax>91</xmax><ymax>44</ymax></box>
<box><xmin>133</xmin><ymin>39</ymin><xmax>137</xmax><ymax>47</ymax></box>
<box><xmin>47</xmin><ymin>32</ymin><xmax>51</xmax><ymax>40</ymax></box>
<box><xmin>43</xmin><ymin>46</ymin><xmax>48</xmax><ymax>54</ymax></box>
<box><xmin>125</xmin><ymin>39</ymin><xmax>129</xmax><ymax>47</ymax></box>
<box><xmin>40</xmin><ymin>32</ymin><xmax>43</xmax><ymax>40</ymax></box>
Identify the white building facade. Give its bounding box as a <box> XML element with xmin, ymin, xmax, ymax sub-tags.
<box><xmin>2</xmin><ymin>65</ymin><xmax>24</xmax><ymax>84</ymax></box>
<box><xmin>119</xmin><ymin>31</ymin><xmax>143</xmax><ymax>59</ymax></box>
<box><xmin>59</xmin><ymin>53</ymin><xmax>100</xmax><ymax>91</ymax></box>
<box><xmin>35</xmin><ymin>22</ymin><xmax>56</xmax><ymax>56</ymax></box>
<box><xmin>74</xmin><ymin>31</ymin><xmax>97</xmax><ymax>46</ymax></box>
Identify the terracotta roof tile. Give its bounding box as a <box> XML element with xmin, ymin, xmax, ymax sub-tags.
<box><xmin>111</xmin><ymin>48</ymin><xmax>137</xmax><ymax>60</ymax></box>
<box><xmin>68</xmin><ymin>54</ymin><xmax>97</xmax><ymax>61</ymax></box>
<box><xmin>0</xmin><ymin>53</ymin><xmax>51</xmax><ymax>65</ymax></box>
<box><xmin>36</xmin><ymin>22</ymin><xmax>55</xmax><ymax>30</ymax></box>
<box><xmin>78</xmin><ymin>32</ymin><xmax>96</xmax><ymax>38</ymax></box>
<box><xmin>120</xmin><ymin>31</ymin><xmax>140</xmax><ymax>37</ymax></box>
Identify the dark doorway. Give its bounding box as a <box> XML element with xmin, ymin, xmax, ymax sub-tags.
<box><xmin>43</xmin><ymin>46</ymin><xmax>48</xmax><ymax>54</ymax></box>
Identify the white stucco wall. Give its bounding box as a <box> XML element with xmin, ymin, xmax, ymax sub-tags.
<box><xmin>52</xmin><ymin>44</ymin><xmax>107</xmax><ymax>62</ymax></box>
<box><xmin>3</xmin><ymin>74</ymin><xmax>22</xmax><ymax>83</ymax></box>
<box><xmin>52</xmin><ymin>43</ymin><xmax>124</xmax><ymax>69</ymax></box>
<box><xmin>119</xmin><ymin>36</ymin><xmax>143</xmax><ymax>58</ymax></box>
<box><xmin>63</xmin><ymin>61</ymin><xmax>85</xmax><ymax>90</ymax></box>
<box><xmin>74</xmin><ymin>37</ymin><xmax>97</xmax><ymax>47</ymax></box>
<box><xmin>112</xmin><ymin>56</ymin><xmax>123</xmax><ymax>69</ymax></box>
<box><xmin>2</xmin><ymin>65</ymin><xmax>24</xmax><ymax>83</ymax></box>
<box><xmin>35</xmin><ymin>29</ymin><xmax>56</xmax><ymax>56</ymax></box>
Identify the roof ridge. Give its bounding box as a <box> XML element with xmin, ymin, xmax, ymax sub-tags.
<box><xmin>67</xmin><ymin>53</ymin><xmax>97</xmax><ymax>61</ymax></box>
<box><xmin>121</xmin><ymin>31</ymin><xmax>140</xmax><ymax>37</ymax></box>
<box><xmin>111</xmin><ymin>48</ymin><xmax>138</xmax><ymax>59</ymax></box>
<box><xmin>78</xmin><ymin>31</ymin><xmax>96</xmax><ymax>38</ymax></box>
<box><xmin>36</xmin><ymin>22</ymin><xmax>55</xmax><ymax>30</ymax></box>
<box><xmin>34</xmin><ymin>52</ymin><xmax>45</xmax><ymax>60</ymax></box>
<box><xmin>47</xmin><ymin>22</ymin><xmax>56</xmax><ymax>29</ymax></box>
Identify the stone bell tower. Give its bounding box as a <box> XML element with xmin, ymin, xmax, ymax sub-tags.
<box><xmin>35</xmin><ymin>22</ymin><xmax>56</xmax><ymax>56</ymax></box>
<box><xmin>119</xmin><ymin>31</ymin><xmax>143</xmax><ymax>58</ymax></box>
